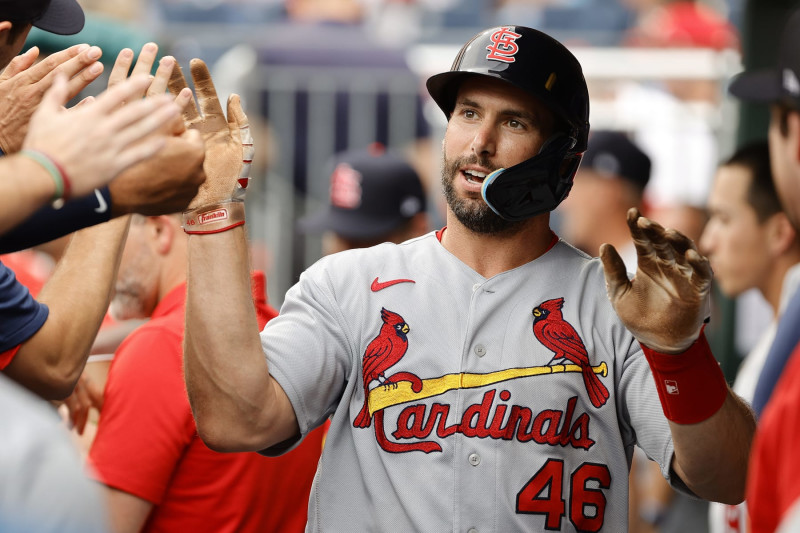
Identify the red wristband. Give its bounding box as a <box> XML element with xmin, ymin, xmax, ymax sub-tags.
<box><xmin>182</xmin><ymin>201</ymin><xmax>245</xmax><ymax>234</ymax></box>
<box><xmin>47</xmin><ymin>155</ymin><xmax>71</xmax><ymax>202</ymax></box>
<box><xmin>640</xmin><ymin>331</ymin><xmax>728</xmax><ymax>424</ymax></box>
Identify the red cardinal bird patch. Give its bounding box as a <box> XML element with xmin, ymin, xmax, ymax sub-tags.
<box><xmin>354</xmin><ymin>308</ymin><xmax>410</xmax><ymax>428</ymax></box>
<box><xmin>532</xmin><ymin>298</ymin><xmax>610</xmax><ymax>408</ymax></box>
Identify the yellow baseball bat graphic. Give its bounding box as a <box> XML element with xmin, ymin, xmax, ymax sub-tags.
<box><xmin>369</xmin><ymin>362</ymin><xmax>608</xmax><ymax>415</ymax></box>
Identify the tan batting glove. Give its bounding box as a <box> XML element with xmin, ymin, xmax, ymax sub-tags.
<box><xmin>169</xmin><ymin>59</ymin><xmax>253</xmax><ymax>209</ymax></box>
<box><xmin>599</xmin><ymin>208</ymin><xmax>713</xmax><ymax>354</ymax></box>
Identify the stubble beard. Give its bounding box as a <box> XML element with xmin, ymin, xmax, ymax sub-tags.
<box><xmin>109</xmin><ymin>281</ymin><xmax>147</xmax><ymax>322</ymax></box>
<box><xmin>441</xmin><ymin>152</ymin><xmax>525</xmax><ymax>235</ymax></box>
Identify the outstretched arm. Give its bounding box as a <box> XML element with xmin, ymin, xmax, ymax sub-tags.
<box><xmin>2</xmin><ymin>47</ymin><xmax>203</xmax><ymax>399</ymax></box>
<box><xmin>4</xmin><ymin>216</ymin><xmax>130</xmax><ymax>399</ymax></box>
<box><xmin>0</xmin><ymin>44</ymin><xmax>206</xmax><ymax>246</ymax></box>
<box><xmin>600</xmin><ymin>208</ymin><xmax>755</xmax><ymax>504</ymax></box>
<box><xmin>0</xmin><ymin>72</ymin><xmax>175</xmax><ymax>235</ymax></box>
<box><xmin>175</xmin><ymin>59</ymin><xmax>299</xmax><ymax>452</ymax></box>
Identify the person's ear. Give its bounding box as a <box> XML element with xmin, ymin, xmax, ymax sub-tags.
<box><xmin>0</xmin><ymin>21</ymin><xmax>13</xmax><ymax>40</ymax></box>
<box><xmin>148</xmin><ymin>215</ymin><xmax>177</xmax><ymax>255</ymax></box>
<box><xmin>789</xmin><ymin>111</ymin><xmax>800</xmax><ymax>163</ymax></box>
<box><xmin>766</xmin><ymin>212</ymin><xmax>798</xmax><ymax>256</ymax></box>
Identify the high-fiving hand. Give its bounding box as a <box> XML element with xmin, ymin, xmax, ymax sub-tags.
<box><xmin>101</xmin><ymin>43</ymin><xmax>206</xmax><ymax>216</ymax></box>
<box><xmin>168</xmin><ymin>58</ymin><xmax>253</xmax><ymax>209</ymax></box>
<box><xmin>0</xmin><ymin>44</ymin><xmax>106</xmax><ymax>154</ymax></box>
<box><xmin>600</xmin><ymin>208</ymin><xmax>713</xmax><ymax>354</ymax></box>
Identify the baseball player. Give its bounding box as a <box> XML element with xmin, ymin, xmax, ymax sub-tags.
<box><xmin>180</xmin><ymin>26</ymin><xmax>754</xmax><ymax>532</ymax></box>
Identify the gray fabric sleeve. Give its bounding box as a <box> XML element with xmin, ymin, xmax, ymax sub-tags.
<box><xmin>260</xmin><ymin>260</ymin><xmax>355</xmax><ymax>442</ymax></box>
<box><xmin>619</xmin><ymin>343</ymin><xmax>697</xmax><ymax>496</ymax></box>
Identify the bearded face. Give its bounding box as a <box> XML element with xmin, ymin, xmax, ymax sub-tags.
<box><xmin>109</xmin><ymin>218</ymin><xmax>159</xmax><ymax>321</ymax></box>
<box><xmin>440</xmin><ymin>151</ymin><xmax>525</xmax><ymax>235</ymax></box>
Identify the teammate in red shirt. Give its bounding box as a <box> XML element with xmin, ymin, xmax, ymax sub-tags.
<box><xmin>88</xmin><ymin>214</ymin><xmax>323</xmax><ymax>532</ymax></box>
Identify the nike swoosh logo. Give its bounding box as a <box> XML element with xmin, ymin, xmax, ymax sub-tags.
<box><xmin>94</xmin><ymin>189</ymin><xmax>108</xmax><ymax>213</ymax></box>
<box><xmin>371</xmin><ymin>277</ymin><xmax>415</xmax><ymax>292</ymax></box>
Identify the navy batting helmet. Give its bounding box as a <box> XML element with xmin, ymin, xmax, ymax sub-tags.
<box><xmin>427</xmin><ymin>26</ymin><xmax>590</xmax><ymax>221</ymax></box>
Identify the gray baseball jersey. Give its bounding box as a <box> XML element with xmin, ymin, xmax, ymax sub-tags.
<box><xmin>262</xmin><ymin>231</ymin><xmax>685</xmax><ymax>532</ymax></box>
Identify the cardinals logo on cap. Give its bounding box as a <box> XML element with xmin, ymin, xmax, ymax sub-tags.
<box><xmin>330</xmin><ymin>163</ymin><xmax>363</xmax><ymax>210</ymax></box>
<box><xmin>532</xmin><ymin>298</ymin><xmax>610</xmax><ymax>408</ymax></box>
<box><xmin>486</xmin><ymin>27</ymin><xmax>522</xmax><ymax>63</ymax></box>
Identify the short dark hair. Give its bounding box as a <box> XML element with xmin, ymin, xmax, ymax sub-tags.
<box><xmin>723</xmin><ymin>141</ymin><xmax>782</xmax><ymax>222</ymax></box>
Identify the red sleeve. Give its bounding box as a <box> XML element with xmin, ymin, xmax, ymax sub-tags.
<box><xmin>0</xmin><ymin>344</ymin><xmax>20</xmax><ymax>370</ymax></box>
<box><xmin>747</xmin><ymin>345</ymin><xmax>800</xmax><ymax>533</ymax></box>
<box><xmin>87</xmin><ymin>322</ymin><xmax>194</xmax><ymax>504</ymax></box>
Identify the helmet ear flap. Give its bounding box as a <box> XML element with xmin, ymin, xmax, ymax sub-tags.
<box><xmin>480</xmin><ymin>132</ymin><xmax>583</xmax><ymax>221</ymax></box>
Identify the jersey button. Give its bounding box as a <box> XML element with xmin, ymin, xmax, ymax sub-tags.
<box><xmin>474</xmin><ymin>344</ymin><xmax>486</xmax><ymax>357</ymax></box>
<box><xmin>472</xmin><ymin>283</ymin><xmax>481</xmax><ymax>292</ymax></box>
<box><xmin>468</xmin><ymin>453</ymin><xmax>481</xmax><ymax>466</ymax></box>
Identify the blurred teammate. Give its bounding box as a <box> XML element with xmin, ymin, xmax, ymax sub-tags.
<box><xmin>727</xmin><ymin>9</ymin><xmax>800</xmax><ymax>531</ymax></box>
<box><xmin>559</xmin><ymin>130</ymin><xmax>650</xmax><ymax>269</ymax></box>
<box><xmin>0</xmin><ymin>44</ymin><xmax>205</xmax><ymax>401</ymax></box>
<box><xmin>87</xmin><ymin>213</ymin><xmax>323</xmax><ymax>533</ymax></box>
<box><xmin>0</xmin><ymin>4</ymin><xmax>202</xmax><ymax>531</ymax></box>
<box><xmin>298</xmin><ymin>145</ymin><xmax>429</xmax><ymax>255</ymax></box>
<box><xmin>700</xmin><ymin>141</ymin><xmax>800</xmax><ymax>532</ymax></box>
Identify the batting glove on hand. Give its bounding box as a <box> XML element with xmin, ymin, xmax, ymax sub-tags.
<box><xmin>169</xmin><ymin>58</ymin><xmax>253</xmax><ymax>209</ymax></box>
<box><xmin>599</xmin><ymin>208</ymin><xmax>712</xmax><ymax>354</ymax></box>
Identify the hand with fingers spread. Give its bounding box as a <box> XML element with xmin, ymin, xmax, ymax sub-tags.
<box><xmin>98</xmin><ymin>44</ymin><xmax>206</xmax><ymax>216</ymax></box>
<box><xmin>0</xmin><ymin>44</ymin><xmax>105</xmax><ymax>154</ymax></box>
<box><xmin>22</xmin><ymin>72</ymin><xmax>183</xmax><ymax>200</ymax></box>
<box><xmin>600</xmin><ymin>207</ymin><xmax>713</xmax><ymax>354</ymax></box>
<box><xmin>168</xmin><ymin>58</ymin><xmax>253</xmax><ymax>209</ymax></box>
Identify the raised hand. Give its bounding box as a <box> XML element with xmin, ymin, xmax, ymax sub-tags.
<box><xmin>600</xmin><ymin>208</ymin><xmax>712</xmax><ymax>354</ymax></box>
<box><xmin>105</xmin><ymin>42</ymin><xmax>192</xmax><ymax>128</ymax></box>
<box><xmin>0</xmin><ymin>44</ymin><xmax>106</xmax><ymax>154</ymax></box>
<box><xmin>102</xmin><ymin>44</ymin><xmax>206</xmax><ymax>216</ymax></box>
<box><xmin>22</xmin><ymin>73</ymin><xmax>182</xmax><ymax>199</ymax></box>
<box><xmin>168</xmin><ymin>58</ymin><xmax>253</xmax><ymax>208</ymax></box>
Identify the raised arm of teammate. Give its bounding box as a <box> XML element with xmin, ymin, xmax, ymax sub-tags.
<box><xmin>3</xmin><ymin>46</ymin><xmax>205</xmax><ymax>399</ymax></box>
<box><xmin>0</xmin><ymin>70</ymin><xmax>182</xmax><ymax>235</ymax></box>
<box><xmin>0</xmin><ymin>43</ymin><xmax>206</xmax><ymax>250</ymax></box>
